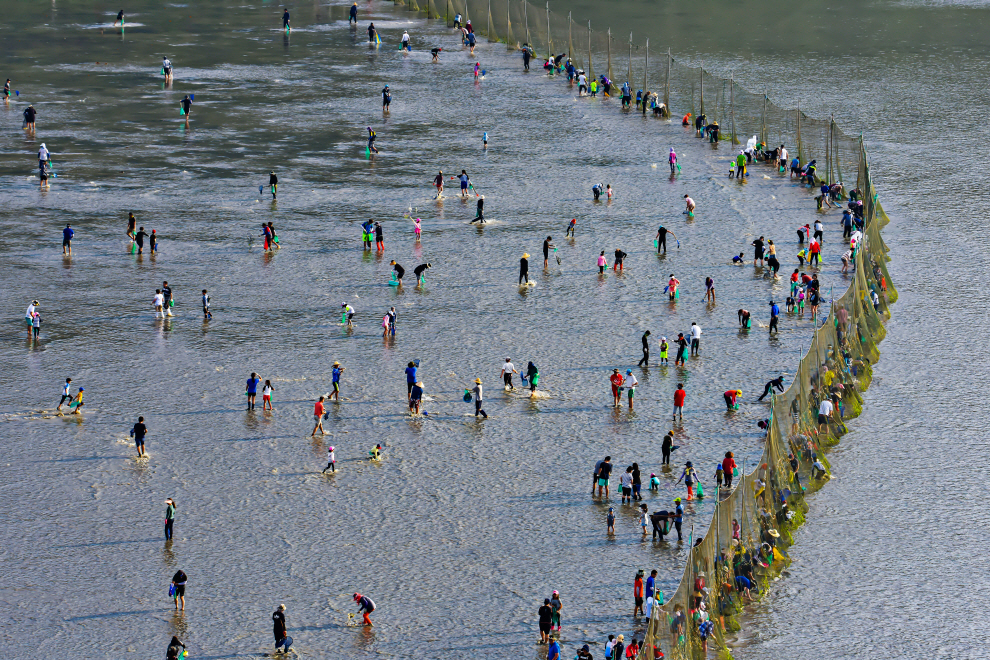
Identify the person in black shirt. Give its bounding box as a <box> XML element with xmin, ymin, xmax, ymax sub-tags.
<box><xmin>23</xmin><ymin>105</ymin><xmax>36</xmax><ymax>131</ymax></box>
<box><xmin>165</xmin><ymin>636</ymin><xmax>185</xmax><ymax>660</ymax></box>
<box><xmin>130</xmin><ymin>416</ymin><xmax>147</xmax><ymax>457</ymax></box>
<box><xmin>269</xmin><ymin>171</ymin><xmax>277</xmax><ymax>200</ymax></box>
<box><xmin>638</xmin><ymin>330</ymin><xmax>650</xmax><ymax>367</ymax></box>
<box><xmin>655</xmin><ymin>225</ymin><xmax>677</xmax><ymax>254</ymax></box>
<box><xmin>113</xmin><ymin>10</ymin><xmax>125</xmax><ymax>27</ymax></box>
<box><xmin>413</xmin><ymin>263</ymin><xmax>431</xmax><ymax>285</ymax></box>
<box><xmin>368</xmin><ymin>22</ymin><xmax>376</xmax><ymax>42</ymax></box>
<box><xmin>381</xmin><ymin>85</ymin><xmax>391</xmax><ymax>111</ymax></box>
<box><xmin>282</xmin><ymin>8</ymin><xmax>290</xmax><ymax>29</ymax></box>
<box><xmin>537</xmin><ymin>598</ymin><xmax>552</xmax><ymax>644</ymax></box>
<box><xmin>273</xmin><ymin>604</ymin><xmax>288</xmax><ymax>648</ymax></box>
<box><xmin>613</xmin><ymin>248</ymin><xmax>627</xmax><ymax>272</ymax></box>
<box><xmin>661</xmin><ymin>432</ymin><xmax>673</xmax><ymax>465</ymax></box>
<box><xmin>758</xmin><ymin>376</ymin><xmax>785</xmax><ymax>401</ymax></box>
<box><xmin>596</xmin><ymin>457</ymin><xmax>612</xmax><ymax>497</ymax></box>
<box><xmin>389</xmin><ymin>260</ymin><xmax>404</xmax><ymax>285</ymax></box>
<box><xmin>161</xmin><ymin>281</ymin><xmax>173</xmax><ymax>317</ymax></box>
<box><xmin>519</xmin><ymin>253</ymin><xmax>529</xmax><ymax>284</ymax></box>
<box><xmin>752</xmin><ymin>236</ymin><xmax>765</xmax><ymax>266</ymax></box>
<box><xmin>134</xmin><ymin>227</ymin><xmax>148</xmax><ymax>253</ymax></box>
<box><xmin>349</xmin><ymin>2</ymin><xmax>357</xmax><ymax>23</ymax></box>
<box><xmin>674</xmin><ymin>333</ymin><xmax>689</xmax><ymax>366</ymax></box>
<box><xmin>180</xmin><ymin>95</ymin><xmax>192</xmax><ymax>120</ymax></box>
<box><xmin>542</xmin><ymin>236</ymin><xmax>554</xmax><ymax>267</ymax></box>
<box><xmin>171</xmin><ymin>570</ymin><xmax>187</xmax><ymax>610</ymax></box>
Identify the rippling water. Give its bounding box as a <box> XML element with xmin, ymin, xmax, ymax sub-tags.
<box><xmin>1</xmin><ymin>0</ymin><xmax>982</xmax><ymax>658</ymax></box>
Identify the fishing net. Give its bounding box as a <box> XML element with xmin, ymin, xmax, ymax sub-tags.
<box><xmin>411</xmin><ymin>5</ymin><xmax>895</xmax><ymax>652</ymax></box>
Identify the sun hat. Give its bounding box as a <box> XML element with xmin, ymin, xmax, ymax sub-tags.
<box><xmin>474</xmin><ymin>378</ymin><xmax>482</xmax><ymax>383</ymax></box>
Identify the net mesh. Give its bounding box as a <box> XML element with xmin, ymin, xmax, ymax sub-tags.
<box><xmin>413</xmin><ymin>4</ymin><xmax>895</xmax><ymax>655</ymax></box>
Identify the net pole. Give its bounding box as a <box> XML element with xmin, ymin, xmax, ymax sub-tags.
<box><xmin>797</xmin><ymin>104</ymin><xmax>803</xmax><ymax>162</ymax></box>
<box><xmin>487</xmin><ymin>0</ymin><xmax>491</xmax><ymax>41</ymax></box>
<box><xmin>506</xmin><ymin>1</ymin><xmax>512</xmax><ymax>48</ymax></box>
<box><xmin>568</xmin><ymin>12</ymin><xmax>573</xmax><ymax>60</ymax></box>
<box><xmin>446</xmin><ymin>0</ymin><xmax>450</xmax><ymax>26</ymax></box>
<box><xmin>700</xmin><ymin>61</ymin><xmax>704</xmax><ymax>118</ymax></box>
<box><xmin>588</xmin><ymin>21</ymin><xmax>593</xmax><ymax>81</ymax></box>
<box><xmin>524</xmin><ymin>0</ymin><xmax>530</xmax><ymax>47</ymax></box>
<box><xmin>664</xmin><ymin>47</ymin><xmax>670</xmax><ymax>110</ymax></box>
<box><xmin>628</xmin><ymin>32</ymin><xmax>632</xmax><ymax>86</ymax></box>
<box><xmin>762</xmin><ymin>91</ymin><xmax>768</xmax><ymax>146</ymax></box>
<box><xmin>826</xmin><ymin>115</ymin><xmax>832</xmax><ymax>185</ymax></box>
<box><xmin>607</xmin><ymin>28</ymin><xmax>612</xmax><ymax>83</ymax></box>
<box><xmin>644</xmin><ymin>40</ymin><xmax>650</xmax><ymax>92</ymax></box>
<box><xmin>546</xmin><ymin>2</ymin><xmax>551</xmax><ymax>61</ymax></box>
<box><xmin>730</xmin><ymin>71</ymin><xmax>736</xmax><ymax>144</ymax></box>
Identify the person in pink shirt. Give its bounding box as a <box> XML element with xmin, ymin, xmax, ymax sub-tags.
<box><xmin>667</xmin><ymin>274</ymin><xmax>680</xmax><ymax>301</ymax></box>
<box><xmin>598</xmin><ymin>251</ymin><xmax>607</xmax><ymax>274</ymax></box>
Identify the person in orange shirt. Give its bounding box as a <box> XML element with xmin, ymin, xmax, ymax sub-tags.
<box><xmin>312</xmin><ymin>396</ymin><xmax>326</xmax><ymax>436</ymax></box>
<box><xmin>609</xmin><ymin>369</ymin><xmax>624</xmax><ymax>407</ymax></box>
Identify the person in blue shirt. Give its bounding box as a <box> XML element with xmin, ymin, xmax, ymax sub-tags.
<box><xmin>645</xmin><ymin>569</ymin><xmax>657</xmax><ymax>602</ymax></box>
<box><xmin>769</xmin><ymin>300</ymin><xmax>780</xmax><ymax>335</ymax></box>
<box><xmin>673</xmin><ymin>497</ymin><xmax>684</xmax><ymax>541</ymax></box>
<box><xmin>282</xmin><ymin>7</ymin><xmax>290</xmax><ymax>30</ymax></box>
<box><xmin>361</xmin><ymin>219</ymin><xmax>374</xmax><ymax>250</ymax></box>
<box><xmin>405</xmin><ymin>361</ymin><xmax>417</xmax><ymax>400</ymax></box>
<box><xmin>62</xmin><ymin>224</ymin><xmax>73</xmax><ymax>255</ymax></box>
<box><xmin>547</xmin><ymin>638</ymin><xmax>561</xmax><ymax>660</ymax></box>
<box><xmin>245</xmin><ymin>372</ymin><xmax>261</xmax><ymax>410</ymax></box>
<box><xmin>789</xmin><ymin>157</ymin><xmax>801</xmax><ymax>179</ymax></box>
<box><xmin>348</xmin><ymin>2</ymin><xmax>357</xmax><ymax>24</ymax></box>
<box><xmin>330</xmin><ymin>361</ymin><xmax>345</xmax><ymax>401</ymax></box>
<box><xmin>841</xmin><ymin>209</ymin><xmax>854</xmax><ymax>238</ymax></box>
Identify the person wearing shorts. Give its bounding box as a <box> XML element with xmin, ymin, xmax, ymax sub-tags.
<box><xmin>62</xmin><ymin>224</ymin><xmax>73</xmax><ymax>255</ymax></box>
<box><xmin>596</xmin><ymin>457</ymin><xmax>612</xmax><ymax>497</ymax></box>
<box><xmin>312</xmin><ymin>396</ymin><xmax>326</xmax><ymax>436</ymax></box>
<box><xmin>56</xmin><ymin>377</ymin><xmax>72</xmax><ymax>412</ymax></box>
<box><xmin>171</xmin><ymin>570</ymin><xmax>187</xmax><ymax>610</ymax></box>
<box><xmin>818</xmin><ymin>398</ymin><xmax>834</xmax><ymax>432</ymax></box>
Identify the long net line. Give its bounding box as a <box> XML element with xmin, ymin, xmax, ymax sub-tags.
<box><xmin>401</xmin><ymin>2</ymin><xmax>896</xmax><ymax>655</ymax></box>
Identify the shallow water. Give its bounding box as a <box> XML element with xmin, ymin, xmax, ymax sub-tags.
<box><xmin>1</xmin><ymin>1</ymin><xmax>983</xmax><ymax>658</ymax></box>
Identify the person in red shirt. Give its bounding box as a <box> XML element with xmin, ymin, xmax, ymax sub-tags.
<box><xmin>673</xmin><ymin>383</ymin><xmax>686</xmax><ymax>420</ymax></box>
<box><xmin>723</xmin><ymin>389</ymin><xmax>741</xmax><ymax>410</ymax></box>
<box><xmin>633</xmin><ymin>571</ymin><xmax>645</xmax><ymax>616</ymax></box>
<box><xmin>609</xmin><ymin>369</ymin><xmax>624</xmax><ymax>407</ymax></box>
<box><xmin>809</xmin><ymin>239</ymin><xmax>821</xmax><ymax>266</ymax></box>
<box><xmin>311</xmin><ymin>396</ymin><xmax>326</xmax><ymax>436</ymax></box>
<box><xmin>722</xmin><ymin>451</ymin><xmax>737</xmax><ymax>489</ymax></box>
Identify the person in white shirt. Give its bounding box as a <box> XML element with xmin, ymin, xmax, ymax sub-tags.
<box><xmin>813</xmin><ymin>219</ymin><xmax>824</xmax><ymax>244</ymax></box>
<box><xmin>153</xmin><ymin>289</ymin><xmax>165</xmax><ymax>318</ymax></box>
<box><xmin>817</xmin><ymin>397</ymin><xmax>834</xmax><ymax>432</ymax></box>
<box><xmin>620</xmin><ymin>466</ymin><xmax>634</xmax><ymax>503</ymax></box>
<box><xmin>623</xmin><ymin>369</ymin><xmax>638</xmax><ymax>410</ymax></box>
<box><xmin>25</xmin><ymin>300</ymin><xmax>38</xmax><ymax>329</ymax></box>
<box><xmin>500</xmin><ymin>358</ymin><xmax>518</xmax><ymax>390</ymax></box>
<box><xmin>577</xmin><ymin>72</ymin><xmax>587</xmax><ymax>95</ymax></box>
<box><xmin>322</xmin><ymin>445</ymin><xmax>336</xmax><ymax>473</ymax></box>
<box><xmin>690</xmin><ymin>322</ymin><xmax>702</xmax><ymax>356</ymax></box>
<box><xmin>778</xmin><ymin>145</ymin><xmax>788</xmax><ymax>170</ymax></box>
<box><xmin>162</xmin><ymin>57</ymin><xmax>173</xmax><ymax>81</ymax></box>
<box><xmin>401</xmin><ymin>31</ymin><xmax>410</xmax><ymax>48</ymax></box>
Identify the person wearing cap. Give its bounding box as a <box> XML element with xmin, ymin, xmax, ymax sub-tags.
<box><xmin>609</xmin><ymin>369</ymin><xmax>624</xmax><ymax>407</ymax></box>
<box><xmin>549</xmin><ymin>590</ymin><xmax>563</xmax><ymax>631</ymax></box>
<box><xmin>519</xmin><ymin>253</ymin><xmax>530</xmax><ymax>284</ymax></box>
<box><xmin>68</xmin><ymin>386</ymin><xmax>85</xmax><ymax>415</ymax></box>
<box><xmin>374</xmin><ymin>221</ymin><xmax>384</xmax><ymax>251</ymax></box>
<box><xmin>381</xmin><ymin>84</ymin><xmax>391</xmax><ymax>111</ymax></box>
<box><xmin>389</xmin><ymin>260</ymin><xmax>404</xmax><ymax>286</ymax></box>
<box><xmin>131</xmin><ymin>416</ymin><xmax>148</xmax><ymax>457</ymax></box>
<box><xmin>769</xmin><ymin>299</ymin><xmax>780</xmax><ymax>335</ymax></box>
<box><xmin>25</xmin><ymin>300</ymin><xmax>39</xmax><ymax>330</ymax></box>
<box><xmin>673</xmin><ymin>333</ymin><xmax>688</xmax><ymax>366</ymax></box>
<box><xmin>164</xmin><ymin>497</ymin><xmax>175</xmax><ymax>539</ymax></box>
<box><xmin>273</xmin><ymin>603</ymin><xmax>288</xmax><ymax>647</ymax></box>
<box><xmin>322</xmin><ymin>445</ymin><xmax>336</xmax><ymax>473</ymax></box>
<box><xmin>612</xmin><ymin>634</ymin><xmax>625</xmax><ymax>660</ymax></box>
<box><xmin>471</xmin><ymin>378</ymin><xmax>486</xmax><ymax>418</ymax></box>
<box><xmin>606</xmin><ymin>505</ymin><xmax>615</xmax><ymax>534</ymax></box>
<box><xmin>165</xmin><ymin>636</ymin><xmax>185</xmax><ymax>660</ymax></box>
<box><xmin>758</xmin><ymin>376</ymin><xmax>785</xmax><ymax>401</ymax></box>
<box><xmin>623</xmin><ymin>370</ymin><xmax>638</xmax><ymax>409</ymax></box>
<box><xmin>500</xmin><ymin>358</ymin><xmax>518</xmax><ymax>390</ymax></box>
<box><xmin>341</xmin><ymin>302</ymin><xmax>354</xmax><ymax>329</ymax></box>
<box><xmin>353</xmin><ymin>593</ymin><xmax>375</xmax><ymax>626</ymax></box>
<box><xmin>673</xmin><ymin>497</ymin><xmax>684</xmax><ymax>541</ymax></box>
<box><xmin>658</xmin><ymin>335</ymin><xmax>669</xmax><ymax>365</ymax></box>
<box><xmin>547</xmin><ymin>636</ymin><xmax>561</xmax><ymax>660</ymax></box>
<box><xmin>330</xmin><ymin>361</ymin><xmax>345</xmax><ymax>401</ymax></box>
<box><xmin>677</xmin><ymin>461</ymin><xmax>698</xmax><ymax>500</ymax></box>
<box><xmin>409</xmin><ymin>381</ymin><xmax>423</xmax><ymax>414</ymax></box>
<box><xmin>723</xmin><ymin>389</ymin><xmax>741</xmax><ymax>410</ymax></box>
<box><xmin>576</xmin><ymin>643</ymin><xmax>593</xmax><ymax>659</ymax></box>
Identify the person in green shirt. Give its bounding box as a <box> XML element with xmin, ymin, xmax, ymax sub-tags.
<box><xmin>165</xmin><ymin>498</ymin><xmax>175</xmax><ymax>540</ymax></box>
